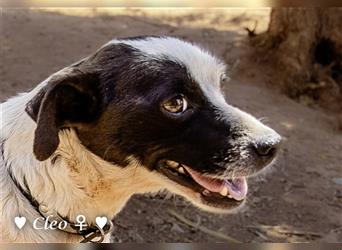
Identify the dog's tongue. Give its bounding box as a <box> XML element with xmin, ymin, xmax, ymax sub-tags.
<box><xmin>224</xmin><ymin>178</ymin><xmax>248</xmax><ymax>201</ymax></box>
<box><xmin>184</xmin><ymin>166</ymin><xmax>248</xmax><ymax>201</ymax></box>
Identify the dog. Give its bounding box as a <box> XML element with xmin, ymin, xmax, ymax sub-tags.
<box><xmin>0</xmin><ymin>36</ymin><xmax>281</xmax><ymax>243</ymax></box>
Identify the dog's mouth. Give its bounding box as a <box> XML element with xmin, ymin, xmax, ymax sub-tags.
<box><xmin>156</xmin><ymin>160</ymin><xmax>248</xmax><ymax>210</ymax></box>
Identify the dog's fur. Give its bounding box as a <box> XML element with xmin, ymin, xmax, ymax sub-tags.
<box><xmin>0</xmin><ymin>36</ymin><xmax>281</xmax><ymax>242</ymax></box>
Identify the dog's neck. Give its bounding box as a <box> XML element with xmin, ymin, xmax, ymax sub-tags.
<box><xmin>1</xmin><ymin>88</ymin><xmax>163</xmax><ymax>242</ymax></box>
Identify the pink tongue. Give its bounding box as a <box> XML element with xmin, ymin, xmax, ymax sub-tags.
<box><xmin>184</xmin><ymin>166</ymin><xmax>248</xmax><ymax>201</ymax></box>
<box><xmin>225</xmin><ymin>178</ymin><xmax>248</xmax><ymax>201</ymax></box>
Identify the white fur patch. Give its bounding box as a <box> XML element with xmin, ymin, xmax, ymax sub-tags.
<box><xmin>109</xmin><ymin>36</ymin><xmax>226</xmax><ymax>92</ymax></box>
<box><xmin>0</xmin><ymin>73</ymin><xmax>167</xmax><ymax>242</ymax></box>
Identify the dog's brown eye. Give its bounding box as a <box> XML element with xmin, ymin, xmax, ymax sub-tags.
<box><xmin>162</xmin><ymin>95</ymin><xmax>188</xmax><ymax>114</ymax></box>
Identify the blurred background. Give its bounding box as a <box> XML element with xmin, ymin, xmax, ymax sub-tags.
<box><xmin>1</xmin><ymin>243</ymin><xmax>342</xmax><ymax>250</ymax></box>
<box><xmin>0</xmin><ymin>7</ymin><xmax>341</xmax><ymax>243</ymax></box>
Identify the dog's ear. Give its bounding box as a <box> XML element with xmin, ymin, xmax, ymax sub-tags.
<box><xmin>25</xmin><ymin>68</ymin><xmax>100</xmax><ymax>161</ymax></box>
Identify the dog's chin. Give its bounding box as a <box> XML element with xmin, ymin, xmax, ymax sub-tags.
<box><xmin>155</xmin><ymin>160</ymin><xmax>248</xmax><ymax>212</ymax></box>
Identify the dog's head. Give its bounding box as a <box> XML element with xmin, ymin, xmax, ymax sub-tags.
<box><xmin>26</xmin><ymin>36</ymin><xmax>281</xmax><ymax>212</ymax></box>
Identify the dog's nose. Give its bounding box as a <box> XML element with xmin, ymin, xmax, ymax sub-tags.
<box><xmin>253</xmin><ymin>135</ymin><xmax>282</xmax><ymax>161</ymax></box>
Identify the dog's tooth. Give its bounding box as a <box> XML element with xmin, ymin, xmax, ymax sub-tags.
<box><xmin>219</xmin><ymin>186</ymin><xmax>228</xmax><ymax>196</ymax></box>
<box><xmin>178</xmin><ymin>166</ymin><xmax>185</xmax><ymax>174</ymax></box>
<box><xmin>166</xmin><ymin>160</ymin><xmax>179</xmax><ymax>168</ymax></box>
<box><xmin>228</xmin><ymin>194</ymin><xmax>233</xmax><ymax>198</ymax></box>
<box><xmin>202</xmin><ymin>190</ymin><xmax>210</xmax><ymax>196</ymax></box>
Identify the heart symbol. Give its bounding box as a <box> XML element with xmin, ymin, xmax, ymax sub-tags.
<box><xmin>95</xmin><ymin>216</ymin><xmax>107</xmax><ymax>229</ymax></box>
<box><xmin>14</xmin><ymin>216</ymin><xmax>27</xmax><ymax>229</ymax></box>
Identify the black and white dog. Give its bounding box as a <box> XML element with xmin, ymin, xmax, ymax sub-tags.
<box><xmin>0</xmin><ymin>36</ymin><xmax>281</xmax><ymax>242</ymax></box>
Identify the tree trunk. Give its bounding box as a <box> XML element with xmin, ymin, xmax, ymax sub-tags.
<box><xmin>252</xmin><ymin>8</ymin><xmax>342</xmax><ymax>111</ymax></box>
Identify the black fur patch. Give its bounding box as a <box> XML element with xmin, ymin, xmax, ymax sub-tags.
<box><xmin>25</xmin><ymin>38</ymin><xmax>255</xmax><ymax>176</ymax></box>
<box><xmin>74</xmin><ymin>42</ymin><xmax>233</xmax><ymax>173</ymax></box>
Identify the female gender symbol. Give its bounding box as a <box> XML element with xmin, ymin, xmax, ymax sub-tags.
<box><xmin>75</xmin><ymin>215</ymin><xmax>87</xmax><ymax>231</ymax></box>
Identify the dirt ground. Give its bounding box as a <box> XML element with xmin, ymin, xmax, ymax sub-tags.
<box><xmin>1</xmin><ymin>8</ymin><xmax>341</xmax><ymax>243</ymax></box>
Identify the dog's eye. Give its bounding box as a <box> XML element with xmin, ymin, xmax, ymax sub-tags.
<box><xmin>162</xmin><ymin>95</ymin><xmax>188</xmax><ymax>114</ymax></box>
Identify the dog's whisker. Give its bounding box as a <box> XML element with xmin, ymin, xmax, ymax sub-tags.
<box><xmin>258</xmin><ymin>116</ymin><xmax>270</xmax><ymax>124</ymax></box>
<box><xmin>102</xmin><ymin>145</ymin><xmax>114</xmax><ymax>161</ymax></box>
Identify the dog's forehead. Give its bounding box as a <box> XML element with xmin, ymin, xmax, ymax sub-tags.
<box><xmin>107</xmin><ymin>37</ymin><xmax>226</xmax><ymax>93</ymax></box>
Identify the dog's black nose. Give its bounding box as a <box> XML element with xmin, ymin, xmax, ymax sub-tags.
<box><xmin>253</xmin><ymin>139</ymin><xmax>281</xmax><ymax>160</ymax></box>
